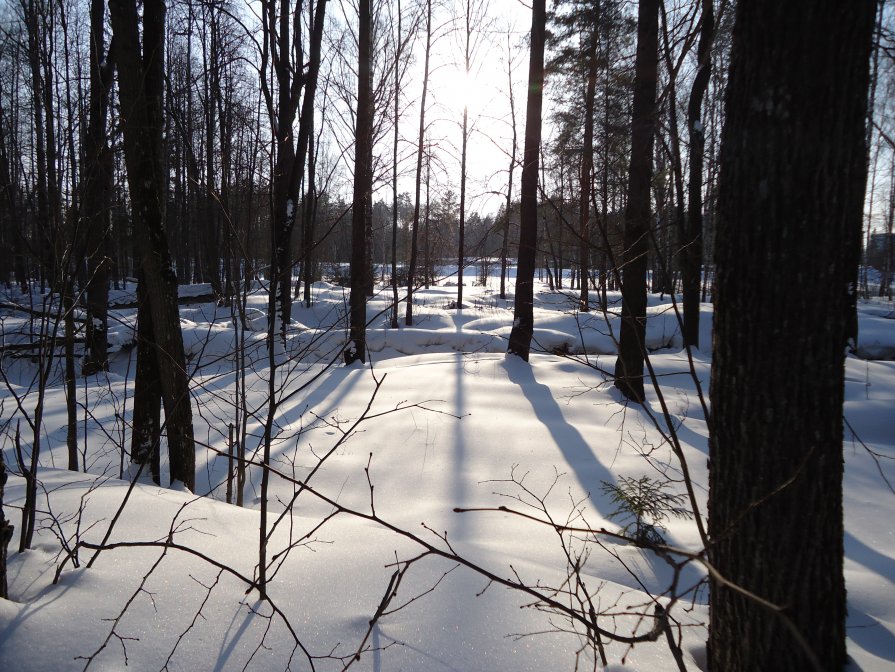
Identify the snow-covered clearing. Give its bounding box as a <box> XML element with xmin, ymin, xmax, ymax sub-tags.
<box><xmin>1</xmin><ymin>267</ymin><xmax>893</xmax><ymax>671</ymax></box>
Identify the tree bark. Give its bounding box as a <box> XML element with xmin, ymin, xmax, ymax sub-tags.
<box><xmin>81</xmin><ymin>0</ymin><xmax>114</xmax><ymax>375</ymax></box>
<box><xmin>456</xmin><ymin>2</ymin><xmax>474</xmax><ymax>310</ymax></box>
<box><xmin>406</xmin><ymin>0</ymin><xmax>432</xmax><ymax>325</ymax></box>
<box><xmin>22</xmin><ymin>0</ymin><xmax>51</xmax><ymax>285</ymax></box>
<box><xmin>390</xmin><ymin>0</ymin><xmax>402</xmax><ymax>329</ymax></box>
<box><xmin>499</xmin><ymin>32</ymin><xmax>516</xmax><ymax>302</ymax></box>
<box><xmin>708</xmin><ymin>3</ymin><xmax>874</xmax><ymax>669</ymax></box>
<box><xmin>613</xmin><ymin>0</ymin><xmax>658</xmax><ymax>402</ymax></box>
<box><xmin>506</xmin><ymin>0</ymin><xmax>546</xmax><ymax>361</ymax></box>
<box><xmin>578</xmin><ymin>6</ymin><xmax>599</xmax><ymax>312</ymax></box>
<box><xmin>0</xmin><ymin>449</ymin><xmax>11</xmax><ymax>599</ymax></box>
<box><xmin>681</xmin><ymin>0</ymin><xmax>713</xmax><ymax>349</ymax></box>
<box><xmin>110</xmin><ymin>0</ymin><xmax>195</xmax><ymax>491</ymax></box>
<box><xmin>131</xmin><ymin>276</ymin><xmax>162</xmax><ymax>485</ymax></box>
<box><xmin>302</xmin><ymin>107</ymin><xmax>318</xmax><ymax>308</ymax></box>
<box><xmin>263</xmin><ymin>0</ymin><xmax>328</xmax><ymax>337</ymax></box>
<box><xmin>346</xmin><ymin>0</ymin><xmax>373</xmax><ymax>364</ymax></box>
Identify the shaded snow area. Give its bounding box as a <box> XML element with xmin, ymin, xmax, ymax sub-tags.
<box><xmin>1</xmin><ymin>269</ymin><xmax>893</xmax><ymax>671</ymax></box>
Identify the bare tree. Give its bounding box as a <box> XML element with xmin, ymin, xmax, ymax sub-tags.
<box><xmin>0</xmin><ymin>450</ymin><xmax>11</xmax><ymax>598</ymax></box>
<box><xmin>453</xmin><ymin>0</ymin><xmax>489</xmax><ymax>309</ymax></box>
<box><xmin>388</xmin><ymin>0</ymin><xmax>411</xmax><ymax>328</ymax></box>
<box><xmin>506</xmin><ymin>0</ymin><xmax>546</xmax><ymax>361</ymax></box>
<box><xmin>406</xmin><ymin>0</ymin><xmax>432</xmax><ymax>325</ymax></box>
<box><xmin>81</xmin><ymin>0</ymin><xmax>114</xmax><ymax>375</ymax></box>
<box><xmin>577</xmin><ymin>2</ymin><xmax>599</xmax><ymax>311</ymax></box>
<box><xmin>681</xmin><ymin>0</ymin><xmax>714</xmax><ymax>348</ymax></box>
<box><xmin>259</xmin><ymin>0</ymin><xmax>328</xmax><ymax>339</ymax></box>
<box><xmin>613</xmin><ymin>0</ymin><xmax>658</xmax><ymax>402</ymax></box>
<box><xmin>346</xmin><ymin>0</ymin><xmax>374</xmax><ymax>364</ymax></box>
<box><xmin>109</xmin><ymin>0</ymin><xmax>196</xmax><ymax>490</ymax></box>
<box><xmin>499</xmin><ymin>30</ymin><xmax>518</xmax><ymax>302</ymax></box>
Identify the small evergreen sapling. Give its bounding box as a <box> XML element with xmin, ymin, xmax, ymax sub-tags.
<box><xmin>600</xmin><ymin>476</ymin><xmax>692</xmax><ymax>545</ymax></box>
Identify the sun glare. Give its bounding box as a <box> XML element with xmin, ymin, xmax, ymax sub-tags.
<box><xmin>435</xmin><ymin>66</ymin><xmax>497</xmax><ymax>119</ymax></box>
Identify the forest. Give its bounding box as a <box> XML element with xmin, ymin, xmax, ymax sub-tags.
<box><xmin>0</xmin><ymin>0</ymin><xmax>894</xmax><ymax>670</ymax></box>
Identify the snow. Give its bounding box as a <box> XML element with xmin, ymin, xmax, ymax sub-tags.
<box><xmin>1</xmin><ymin>268</ymin><xmax>894</xmax><ymax>671</ymax></box>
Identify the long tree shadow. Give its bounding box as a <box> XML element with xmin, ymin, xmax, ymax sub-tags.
<box><xmin>847</xmin><ymin>605</ymin><xmax>895</xmax><ymax>667</ymax></box>
<box><xmin>502</xmin><ymin>357</ymin><xmax>614</xmax><ymax>519</ymax></box>
<box><xmin>846</xmin><ymin>531</ymin><xmax>895</xmax><ymax>586</ymax></box>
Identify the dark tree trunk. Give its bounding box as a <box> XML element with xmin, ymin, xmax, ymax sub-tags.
<box><xmin>658</xmin><ymin>6</ymin><xmax>687</xmax><ymax>301</ymax></box>
<box><xmin>613</xmin><ymin>0</ymin><xmax>658</xmax><ymax>402</ymax></box>
<box><xmin>201</xmin><ymin>18</ymin><xmax>223</xmax><ymax>301</ymax></box>
<box><xmin>269</xmin><ymin>0</ymin><xmax>300</xmax><ymax>339</ymax></box>
<box><xmin>556</xmin><ymin>167</ymin><xmax>564</xmax><ymax>290</ymax></box>
<box><xmin>499</xmin><ymin>34</ymin><xmax>516</xmax><ymax>303</ymax></box>
<box><xmin>457</xmin><ymin>110</ymin><xmax>468</xmax><ymax>307</ymax></box>
<box><xmin>880</xmin><ymin>157</ymin><xmax>894</xmax><ymax>299</ymax></box>
<box><xmin>110</xmin><ymin>0</ymin><xmax>195</xmax><ymax>491</ymax></box>
<box><xmin>0</xmin><ymin>449</ymin><xmax>12</xmax><ymax>598</ymax></box>
<box><xmin>406</xmin><ymin>0</ymin><xmax>432</xmax><ymax>325</ymax></box>
<box><xmin>708</xmin><ymin>3</ymin><xmax>874</xmax><ymax>670</ymax></box>
<box><xmin>346</xmin><ymin>0</ymin><xmax>372</xmax><ymax>364</ymax></box>
<box><xmin>302</xmin><ymin>111</ymin><xmax>318</xmax><ymax>308</ymax></box>
<box><xmin>81</xmin><ymin>0</ymin><xmax>113</xmax><ymax>375</ymax></box>
<box><xmin>506</xmin><ymin>0</ymin><xmax>546</xmax><ymax>361</ymax></box>
<box><xmin>456</xmin><ymin>0</ymin><xmax>474</xmax><ymax>309</ymax></box>
<box><xmin>23</xmin><ymin>0</ymin><xmax>51</xmax><ymax>284</ymax></box>
<box><xmin>681</xmin><ymin>0</ymin><xmax>713</xmax><ymax>348</ymax></box>
<box><xmin>63</xmin><ymin>281</ymin><xmax>78</xmax><ymax>471</ymax></box>
<box><xmin>390</xmin><ymin>0</ymin><xmax>402</xmax><ymax>329</ymax></box>
<box><xmin>266</xmin><ymin>0</ymin><xmax>328</xmax><ymax>337</ymax></box>
<box><xmin>578</xmin><ymin>7</ymin><xmax>599</xmax><ymax>312</ymax></box>
<box><xmin>424</xmin><ymin>158</ymin><xmax>431</xmax><ymax>288</ymax></box>
<box><xmin>0</xmin><ymin>99</ymin><xmax>23</xmax><ymax>290</ymax></box>
<box><xmin>131</xmin><ymin>277</ymin><xmax>162</xmax><ymax>485</ymax></box>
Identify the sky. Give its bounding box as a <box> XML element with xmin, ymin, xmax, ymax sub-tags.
<box><xmin>357</xmin><ymin>0</ymin><xmax>537</xmax><ymax>216</ymax></box>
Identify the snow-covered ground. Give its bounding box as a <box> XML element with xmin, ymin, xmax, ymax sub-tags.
<box><xmin>1</xmin><ymin>267</ymin><xmax>893</xmax><ymax>671</ymax></box>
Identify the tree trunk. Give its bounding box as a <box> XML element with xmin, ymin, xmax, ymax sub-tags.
<box><xmin>457</xmin><ymin>110</ymin><xmax>469</xmax><ymax>307</ymax></box>
<box><xmin>708</xmin><ymin>3</ymin><xmax>874</xmax><ymax>669</ymax></box>
<box><xmin>880</xmin><ymin>154</ymin><xmax>894</xmax><ymax>299</ymax></box>
<box><xmin>613</xmin><ymin>0</ymin><xmax>658</xmax><ymax>402</ymax></box>
<box><xmin>455</xmin><ymin>0</ymin><xmax>478</xmax><ymax>309</ymax></box>
<box><xmin>658</xmin><ymin>5</ymin><xmax>687</xmax><ymax>301</ymax></box>
<box><xmin>131</xmin><ymin>277</ymin><xmax>162</xmax><ymax>484</ymax></box>
<box><xmin>302</xmin><ymin>110</ymin><xmax>318</xmax><ymax>308</ymax></box>
<box><xmin>506</xmin><ymin>0</ymin><xmax>546</xmax><ymax>361</ymax></box>
<box><xmin>266</xmin><ymin>0</ymin><xmax>328</xmax><ymax>337</ymax></box>
<box><xmin>110</xmin><ymin>0</ymin><xmax>195</xmax><ymax>491</ymax></box>
<box><xmin>346</xmin><ymin>0</ymin><xmax>373</xmax><ymax>364</ymax></box>
<box><xmin>201</xmin><ymin>14</ymin><xmax>223</xmax><ymax>300</ymax></box>
<box><xmin>681</xmin><ymin>0</ymin><xmax>713</xmax><ymax>348</ymax></box>
<box><xmin>63</xmin><ymin>282</ymin><xmax>78</xmax><ymax>471</ymax></box>
<box><xmin>499</xmin><ymin>33</ymin><xmax>516</xmax><ymax>303</ymax></box>
<box><xmin>406</xmin><ymin>0</ymin><xmax>432</xmax><ymax>325</ymax></box>
<box><xmin>424</xmin><ymin>157</ymin><xmax>431</xmax><ymax>288</ymax></box>
<box><xmin>578</xmin><ymin>8</ymin><xmax>599</xmax><ymax>311</ymax></box>
<box><xmin>390</xmin><ymin>0</ymin><xmax>402</xmax><ymax>329</ymax></box>
<box><xmin>0</xmin><ymin>449</ymin><xmax>12</xmax><ymax>598</ymax></box>
<box><xmin>23</xmin><ymin>0</ymin><xmax>51</xmax><ymax>285</ymax></box>
<box><xmin>81</xmin><ymin>0</ymin><xmax>113</xmax><ymax>375</ymax></box>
